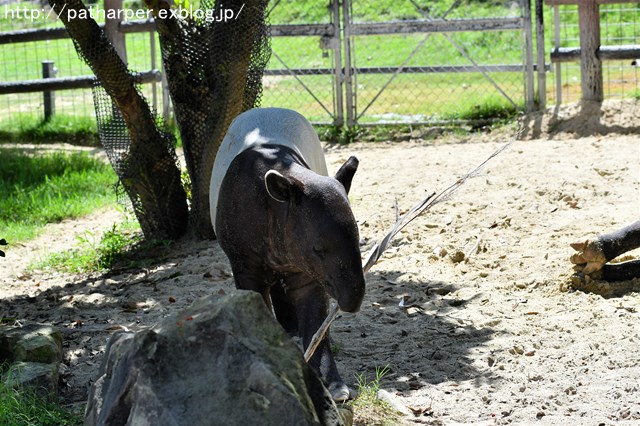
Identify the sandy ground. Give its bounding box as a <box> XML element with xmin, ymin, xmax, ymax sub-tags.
<box><xmin>1</xmin><ymin>100</ymin><xmax>639</xmax><ymax>425</ymax></box>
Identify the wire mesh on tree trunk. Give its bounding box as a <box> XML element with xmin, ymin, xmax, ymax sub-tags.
<box><xmin>51</xmin><ymin>0</ymin><xmax>270</xmax><ymax>239</ymax></box>
<box><xmin>48</xmin><ymin>0</ymin><xmax>189</xmax><ymax>240</ymax></box>
<box><xmin>92</xmin><ymin>83</ymin><xmax>183</xmax><ymax>238</ymax></box>
<box><xmin>155</xmin><ymin>0</ymin><xmax>271</xmax><ymax>238</ymax></box>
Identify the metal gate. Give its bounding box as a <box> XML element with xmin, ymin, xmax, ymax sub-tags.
<box><xmin>263</xmin><ymin>0</ymin><xmax>535</xmax><ymax>127</ymax></box>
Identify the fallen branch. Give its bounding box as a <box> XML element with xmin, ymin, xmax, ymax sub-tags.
<box><xmin>304</xmin><ymin>140</ymin><xmax>514</xmax><ymax>362</ymax></box>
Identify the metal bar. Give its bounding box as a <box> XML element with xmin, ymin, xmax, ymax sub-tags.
<box><xmin>554</xmin><ymin>5</ymin><xmax>562</xmax><ymax>104</ymax></box>
<box><xmin>349</xmin><ymin>17</ymin><xmax>524</xmax><ymax>35</ymax></box>
<box><xmin>551</xmin><ymin>45</ymin><xmax>640</xmax><ymax>62</ymax></box>
<box><xmin>523</xmin><ymin>0</ymin><xmax>535</xmax><ymax>111</ymax></box>
<box><xmin>343</xmin><ymin>0</ymin><xmax>354</xmax><ymax>127</ymax></box>
<box><xmin>535</xmin><ymin>0</ymin><xmax>547</xmax><ymax>108</ymax></box>
<box><xmin>0</xmin><ymin>71</ymin><xmax>161</xmax><ymax>95</ymax></box>
<box><xmin>265</xmin><ymin>64</ymin><xmax>545</xmax><ymax>75</ymax></box>
<box><xmin>331</xmin><ymin>0</ymin><xmax>343</xmax><ymax>127</ymax></box>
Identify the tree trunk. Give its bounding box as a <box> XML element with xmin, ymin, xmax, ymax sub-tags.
<box><xmin>148</xmin><ymin>0</ymin><xmax>270</xmax><ymax>239</ymax></box>
<box><xmin>48</xmin><ymin>0</ymin><xmax>188</xmax><ymax>240</ymax></box>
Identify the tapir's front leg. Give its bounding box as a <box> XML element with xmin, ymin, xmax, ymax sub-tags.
<box><xmin>284</xmin><ymin>274</ymin><xmax>355</xmax><ymax>402</ymax></box>
<box><xmin>229</xmin><ymin>259</ymin><xmax>274</xmax><ymax>311</ymax></box>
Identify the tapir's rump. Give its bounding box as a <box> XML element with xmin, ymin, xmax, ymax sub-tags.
<box><xmin>209</xmin><ymin>108</ymin><xmax>329</xmax><ymax>234</ymax></box>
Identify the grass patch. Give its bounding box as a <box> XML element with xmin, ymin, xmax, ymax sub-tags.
<box><xmin>0</xmin><ymin>378</ymin><xmax>82</xmax><ymax>426</ymax></box>
<box><xmin>0</xmin><ymin>149</ymin><xmax>117</xmax><ymax>243</ymax></box>
<box><xmin>33</xmin><ymin>220</ymin><xmax>142</xmax><ymax>274</ymax></box>
<box><xmin>0</xmin><ymin>114</ymin><xmax>99</xmax><ymax>145</ymax></box>
<box><xmin>349</xmin><ymin>365</ymin><xmax>402</xmax><ymax>426</ymax></box>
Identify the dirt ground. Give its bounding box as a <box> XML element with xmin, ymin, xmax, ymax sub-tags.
<box><xmin>1</xmin><ymin>100</ymin><xmax>639</xmax><ymax>425</ymax></box>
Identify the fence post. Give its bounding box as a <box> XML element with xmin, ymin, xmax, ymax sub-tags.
<box><xmin>42</xmin><ymin>61</ymin><xmax>56</xmax><ymax>121</ymax></box>
<box><xmin>523</xmin><ymin>0</ymin><xmax>535</xmax><ymax>111</ymax></box>
<box><xmin>578</xmin><ymin>0</ymin><xmax>603</xmax><ymax>102</ymax></box>
<box><xmin>104</xmin><ymin>0</ymin><xmax>127</xmax><ymax>65</ymax></box>
<box><xmin>535</xmin><ymin>0</ymin><xmax>546</xmax><ymax>109</ymax></box>
<box><xmin>342</xmin><ymin>0</ymin><xmax>355</xmax><ymax>127</ymax></box>
<box><xmin>330</xmin><ymin>0</ymin><xmax>343</xmax><ymax>127</ymax></box>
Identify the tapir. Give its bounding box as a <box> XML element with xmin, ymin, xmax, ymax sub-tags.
<box><xmin>210</xmin><ymin>107</ymin><xmax>366</xmax><ymax>401</ymax></box>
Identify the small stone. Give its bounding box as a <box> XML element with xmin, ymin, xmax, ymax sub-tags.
<box><xmin>450</xmin><ymin>250</ymin><xmax>465</xmax><ymax>263</ymax></box>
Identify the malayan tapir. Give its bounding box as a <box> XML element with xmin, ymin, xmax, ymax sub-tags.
<box><xmin>210</xmin><ymin>107</ymin><xmax>366</xmax><ymax>401</ymax></box>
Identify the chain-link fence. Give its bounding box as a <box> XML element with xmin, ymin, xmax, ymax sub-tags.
<box><xmin>548</xmin><ymin>2</ymin><xmax>640</xmax><ymax>105</ymax></box>
<box><xmin>0</xmin><ymin>0</ymin><xmax>638</xmax><ymax>131</ymax></box>
<box><xmin>346</xmin><ymin>0</ymin><xmax>531</xmax><ymax>125</ymax></box>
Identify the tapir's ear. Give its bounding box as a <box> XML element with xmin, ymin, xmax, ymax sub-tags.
<box><xmin>335</xmin><ymin>156</ymin><xmax>359</xmax><ymax>195</ymax></box>
<box><xmin>265</xmin><ymin>170</ymin><xmax>292</xmax><ymax>203</ymax></box>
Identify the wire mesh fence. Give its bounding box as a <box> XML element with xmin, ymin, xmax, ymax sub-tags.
<box><xmin>347</xmin><ymin>0</ymin><xmax>530</xmax><ymax>125</ymax></box>
<box><xmin>0</xmin><ymin>0</ymin><xmax>637</xmax><ymax>131</ymax></box>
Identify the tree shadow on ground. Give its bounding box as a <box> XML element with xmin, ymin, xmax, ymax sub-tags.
<box><xmin>0</xmin><ymin>237</ymin><xmax>233</xmax><ymax>404</ymax></box>
<box><xmin>1</xmin><ymin>241</ymin><xmax>500</xmax><ymax>404</ymax></box>
<box><xmin>518</xmin><ymin>101</ymin><xmax>640</xmax><ymax>140</ymax></box>
<box><xmin>334</xmin><ymin>269</ymin><xmax>499</xmax><ymax>395</ymax></box>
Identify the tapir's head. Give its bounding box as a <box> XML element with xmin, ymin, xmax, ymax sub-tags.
<box><xmin>264</xmin><ymin>156</ymin><xmax>365</xmax><ymax>313</ymax></box>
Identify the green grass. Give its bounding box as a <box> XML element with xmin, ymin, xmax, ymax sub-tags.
<box><xmin>349</xmin><ymin>365</ymin><xmax>401</xmax><ymax>426</ymax></box>
<box><xmin>0</xmin><ymin>379</ymin><xmax>82</xmax><ymax>426</ymax></box>
<box><xmin>0</xmin><ymin>114</ymin><xmax>98</xmax><ymax>145</ymax></box>
<box><xmin>33</xmin><ymin>220</ymin><xmax>142</xmax><ymax>273</ymax></box>
<box><xmin>0</xmin><ymin>149</ymin><xmax>117</xmax><ymax>243</ymax></box>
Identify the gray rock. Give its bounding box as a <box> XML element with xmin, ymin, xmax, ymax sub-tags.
<box><xmin>85</xmin><ymin>291</ymin><xmax>346</xmax><ymax>426</ymax></box>
<box><xmin>0</xmin><ymin>323</ymin><xmax>62</xmax><ymax>400</ymax></box>
<box><xmin>3</xmin><ymin>361</ymin><xmax>59</xmax><ymax>399</ymax></box>
<box><xmin>0</xmin><ymin>324</ymin><xmax>63</xmax><ymax>364</ymax></box>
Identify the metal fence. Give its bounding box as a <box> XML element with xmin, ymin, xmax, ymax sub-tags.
<box><xmin>0</xmin><ymin>0</ymin><xmax>638</xmax><ymax>129</ymax></box>
<box><xmin>263</xmin><ymin>0</ymin><xmax>536</xmax><ymax>125</ymax></box>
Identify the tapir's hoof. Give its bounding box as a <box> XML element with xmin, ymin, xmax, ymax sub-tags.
<box><xmin>328</xmin><ymin>382</ymin><xmax>357</xmax><ymax>402</ymax></box>
<box><xmin>570</xmin><ymin>239</ymin><xmax>607</xmax><ymax>273</ymax></box>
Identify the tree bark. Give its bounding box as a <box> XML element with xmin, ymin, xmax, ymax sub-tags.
<box><xmin>48</xmin><ymin>0</ymin><xmax>188</xmax><ymax>239</ymax></box>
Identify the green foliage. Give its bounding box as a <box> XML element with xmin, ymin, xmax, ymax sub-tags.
<box><xmin>318</xmin><ymin>125</ymin><xmax>362</xmax><ymax>144</ymax></box>
<box><xmin>451</xmin><ymin>96</ymin><xmax>519</xmax><ymax>122</ymax></box>
<box><xmin>0</xmin><ymin>379</ymin><xmax>82</xmax><ymax>426</ymax></box>
<box><xmin>0</xmin><ymin>149</ymin><xmax>117</xmax><ymax>243</ymax></box>
<box><xmin>34</xmin><ymin>221</ymin><xmax>141</xmax><ymax>273</ymax></box>
<box><xmin>349</xmin><ymin>365</ymin><xmax>401</xmax><ymax>426</ymax></box>
<box><xmin>354</xmin><ymin>364</ymin><xmax>391</xmax><ymax>401</ymax></box>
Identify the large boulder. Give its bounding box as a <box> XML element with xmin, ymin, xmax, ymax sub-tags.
<box><xmin>85</xmin><ymin>291</ymin><xmax>346</xmax><ymax>426</ymax></box>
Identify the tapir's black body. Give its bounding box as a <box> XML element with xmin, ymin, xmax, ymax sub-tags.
<box><xmin>213</xmin><ymin>109</ymin><xmax>365</xmax><ymax>401</ymax></box>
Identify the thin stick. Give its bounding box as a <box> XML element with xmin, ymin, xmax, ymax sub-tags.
<box><xmin>363</xmin><ymin>140</ymin><xmax>513</xmax><ymax>273</ymax></box>
<box><xmin>304</xmin><ymin>141</ymin><xmax>513</xmax><ymax>362</ymax></box>
<box><xmin>304</xmin><ymin>303</ymin><xmax>340</xmax><ymax>362</ymax></box>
